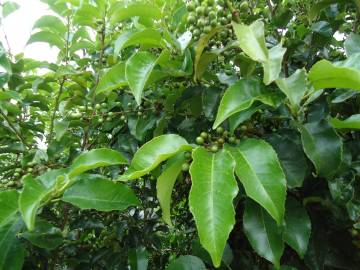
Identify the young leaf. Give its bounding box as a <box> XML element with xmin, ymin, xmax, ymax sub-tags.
<box><xmin>284</xmin><ymin>198</ymin><xmax>311</xmax><ymax>258</ymax></box>
<box><xmin>330</xmin><ymin>114</ymin><xmax>360</xmax><ymax>129</ymax></box>
<box><xmin>62</xmin><ymin>178</ymin><xmax>140</xmax><ymax>211</ymax></box>
<box><xmin>156</xmin><ymin>154</ymin><xmax>186</xmax><ymax>226</ymax></box>
<box><xmin>308</xmin><ymin>53</ymin><xmax>360</xmax><ymax>91</ymax></box>
<box><xmin>19</xmin><ymin>175</ymin><xmax>54</xmax><ymax>231</ymax></box>
<box><xmin>27</xmin><ymin>31</ymin><xmax>65</xmax><ymax>49</ymax></box>
<box><xmin>69</xmin><ymin>148</ymin><xmax>128</xmax><ymax>178</ymax></box>
<box><xmin>166</xmin><ymin>255</ymin><xmax>206</xmax><ymax>270</ymax></box>
<box><xmin>276</xmin><ymin>69</ymin><xmax>308</xmax><ymax>111</ymax></box>
<box><xmin>33</xmin><ymin>15</ymin><xmax>67</xmax><ymax>35</ymax></box>
<box><xmin>262</xmin><ymin>43</ymin><xmax>287</xmax><ymax>85</ymax></box>
<box><xmin>213</xmin><ymin>79</ymin><xmax>283</xmax><ymax>129</ymax></box>
<box><xmin>96</xmin><ymin>62</ymin><xmax>127</xmax><ymax>94</ymax></box>
<box><xmin>0</xmin><ymin>190</ymin><xmax>19</xmax><ymax>225</ymax></box>
<box><xmin>0</xmin><ymin>216</ymin><xmax>26</xmax><ymax>270</ymax></box>
<box><xmin>120</xmin><ymin>134</ymin><xmax>192</xmax><ymax>181</ymax></box>
<box><xmin>225</xmin><ymin>139</ymin><xmax>287</xmax><ymax>224</ymax></box>
<box><xmin>300</xmin><ymin>120</ymin><xmax>343</xmax><ymax>178</ymax></box>
<box><xmin>110</xmin><ymin>3</ymin><xmax>161</xmax><ymax>25</ymax></box>
<box><xmin>189</xmin><ymin>148</ymin><xmax>238</xmax><ymax>267</ymax></box>
<box><xmin>243</xmin><ymin>200</ymin><xmax>284</xmax><ymax>269</ymax></box>
<box><xmin>125</xmin><ymin>51</ymin><xmax>158</xmax><ymax>105</ymax></box>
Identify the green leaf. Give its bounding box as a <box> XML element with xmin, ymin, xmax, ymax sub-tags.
<box><xmin>96</xmin><ymin>62</ymin><xmax>127</xmax><ymax>94</ymax></box>
<box><xmin>213</xmin><ymin>78</ymin><xmax>283</xmax><ymax>129</ymax></box>
<box><xmin>33</xmin><ymin>15</ymin><xmax>67</xmax><ymax>35</ymax></box>
<box><xmin>0</xmin><ymin>190</ymin><xmax>19</xmax><ymax>225</ymax></box>
<box><xmin>128</xmin><ymin>247</ymin><xmax>148</xmax><ymax>270</ymax></box>
<box><xmin>110</xmin><ymin>3</ymin><xmax>161</xmax><ymax>25</ymax></box>
<box><xmin>300</xmin><ymin>120</ymin><xmax>343</xmax><ymax>178</ymax></box>
<box><xmin>19</xmin><ymin>175</ymin><xmax>54</xmax><ymax>231</ymax></box>
<box><xmin>27</xmin><ymin>31</ymin><xmax>65</xmax><ymax>49</ymax></box>
<box><xmin>284</xmin><ymin>198</ymin><xmax>311</xmax><ymax>258</ymax></box>
<box><xmin>345</xmin><ymin>33</ymin><xmax>360</xmax><ymax>57</ymax></box>
<box><xmin>114</xmin><ymin>29</ymin><xmax>163</xmax><ymax>58</ymax></box>
<box><xmin>166</xmin><ymin>255</ymin><xmax>206</xmax><ymax>270</ymax></box>
<box><xmin>229</xmin><ymin>104</ymin><xmax>265</xmax><ymax>133</ymax></box>
<box><xmin>232</xmin><ymin>20</ymin><xmax>268</xmax><ymax>62</ymax></box>
<box><xmin>120</xmin><ymin>134</ymin><xmax>192</xmax><ymax>181</ymax></box>
<box><xmin>243</xmin><ymin>200</ymin><xmax>284</xmax><ymax>269</ymax></box>
<box><xmin>62</xmin><ymin>177</ymin><xmax>139</xmax><ymax>211</ymax></box>
<box><xmin>69</xmin><ymin>148</ymin><xmax>128</xmax><ymax>178</ymax></box>
<box><xmin>189</xmin><ymin>148</ymin><xmax>238</xmax><ymax>267</ymax></box>
<box><xmin>276</xmin><ymin>69</ymin><xmax>308</xmax><ymax>111</ymax></box>
<box><xmin>266</xmin><ymin>132</ymin><xmax>308</xmax><ymax>188</ymax></box>
<box><xmin>202</xmin><ymin>87</ymin><xmax>222</xmax><ymax>121</ymax></box>
<box><xmin>2</xmin><ymin>1</ymin><xmax>19</xmax><ymax>18</ymax></box>
<box><xmin>54</xmin><ymin>120</ymin><xmax>69</xmax><ymax>141</ymax></box>
<box><xmin>262</xmin><ymin>43</ymin><xmax>287</xmax><ymax>85</ymax></box>
<box><xmin>330</xmin><ymin>114</ymin><xmax>360</xmax><ymax>129</ymax></box>
<box><xmin>308</xmin><ymin>0</ymin><xmax>346</xmax><ymax>22</ymax></box>
<box><xmin>157</xmin><ymin>154</ymin><xmax>186</xmax><ymax>226</ymax></box>
<box><xmin>125</xmin><ymin>51</ymin><xmax>158</xmax><ymax>105</ymax></box>
<box><xmin>22</xmin><ymin>220</ymin><xmax>63</xmax><ymax>250</ymax></box>
<box><xmin>0</xmin><ymin>216</ymin><xmax>25</xmax><ymax>270</ymax></box>
<box><xmin>225</xmin><ymin>139</ymin><xmax>287</xmax><ymax>224</ymax></box>
<box><xmin>308</xmin><ymin>53</ymin><xmax>360</xmax><ymax>91</ymax></box>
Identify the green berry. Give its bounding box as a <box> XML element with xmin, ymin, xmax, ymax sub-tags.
<box><xmin>184</xmin><ymin>152</ymin><xmax>192</xmax><ymax>159</ymax></box>
<box><xmin>193</xmin><ymin>29</ymin><xmax>201</xmax><ymax>36</ymax></box>
<box><xmin>204</xmin><ymin>26</ymin><xmax>212</xmax><ymax>34</ymax></box>
<box><xmin>187</xmin><ymin>2</ymin><xmax>195</xmax><ymax>11</ymax></box>
<box><xmin>15</xmin><ymin>168</ymin><xmax>22</xmax><ymax>173</ymax></box>
<box><xmin>210</xmin><ymin>145</ymin><xmax>219</xmax><ymax>152</ymax></box>
<box><xmin>108</xmin><ymin>112</ymin><xmax>114</xmax><ymax>117</ymax></box>
<box><xmin>229</xmin><ymin>136</ymin><xmax>236</xmax><ymax>143</ymax></box>
<box><xmin>27</xmin><ymin>168</ymin><xmax>33</xmax><ymax>173</ymax></box>
<box><xmin>197</xmin><ymin>18</ymin><xmax>205</xmax><ymax>27</ymax></box>
<box><xmin>106</xmin><ymin>116</ymin><xmax>112</xmax><ymax>121</ymax></box>
<box><xmin>120</xmin><ymin>115</ymin><xmax>126</xmax><ymax>121</ymax></box>
<box><xmin>196</xmin><ymin>6</ymin><xmax>205</xmax><ymax>15</ymax></box>
<box><xmin>210</xmin><ymin>20</ymin><xmax>217</xmax><ymax>27</ymax></box>
<box><xmin>137</xmin><ymin>111</ymin><xmax>143</xmax><ymax>116</ymax></box>
<box><xmin>98</xmin><ymin>118</ymin><xmax>104</xmax><ymax>123</ymax></box>
<box><xmin>200</xmin><ymin>132</ymin><xmax>208</xmax><ymax>138</ymax></box>
<box><xmin>196</xmin><ymin>136</ymin><xmax>205</xmax><ymax>145</ymax></box>
<box><xmin>79</xmin><ymin>106</ymin><xmax>86</xmax><ymax>111</ymax></box>
<box><xmin>187</xmin><ymin>16</ymin><xmax>196</xmax><ymax>24</ymax></box>
<box><xmin>209</xmin><ymin>11</ymin><xmax>216</xmax><ymax>19</ymax></box>
<box><xmin>95</xmin><ymin>104</ymin><xmax>101</xmax><ymax>110</ymax></box>
<box><xmin>101</xmin><ymin>103</ymin><xmax>107</xmax><ymax>108</ymax></box>
<box><xmin>240</xmin><ymin>1</ymin><xmax>249</xmax><ymax>11</ymax></box>
<box><xmin>14</xmin><ymin>173</ymin><xmax>20</xmax><ymax>177</ymax></box>
<box><xmin>181</xmin><ymin>163</ymin><xmax>190</xmax><ymax>172</ymax></box>
<box><xmin>216</xmin><ymin>127</ymin><xmax>224</xmax><ymax>134</ymax></box>
<box><xmin>217</xmin><ymin>138</ymin><xmax>225</xmax><ymax>144</ymax></box>
<box><xmin>240</xmin><ymin>125</ymin><xmax>247</xmax><ymax>131</ymax></box>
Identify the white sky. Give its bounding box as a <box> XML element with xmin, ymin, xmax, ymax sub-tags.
<box><xmin>1</xmin><ymin>0</ymin><xmax>58</xmax><ymax>62</ymax></box>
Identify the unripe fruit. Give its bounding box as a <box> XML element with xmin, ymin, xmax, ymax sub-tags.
<box><xmin>187</xmin><ymin>2</ymin><xmax>195</xmax><ymax>11</ymax></box>
<box><xmin>229</xmin><ymin>136</ymin><xmax>236</xmax><ymax>143</ymax></box>
<box><xmin>187</xmin><ymin>16</ymin><xmax>196</xmax><ymax>24</ymax></box>
<box><xmin>193</xmin><ymin>29</ymin><xmax>201</xmax><ymax>36</ymax></box>
<box><xmin>27</xmin><ymin>168</ymin><xmax>33</xmax><ymax>173</ymax></box>
<box><xmin>108</xmin><ymin>112</ymin><xmax>114</xmax><ymax>117</ymax></box>
<box><xmin>79</xmin><ymin>106</ymin><xmax>86</xmax><ymax>111</ymax></box>
<box><xmin>210</xmin><ymin>145</ymin><xmax>219</xmax><ymax>153</ymax></box>
<box><xmin>197</xmin><ymin>18</ymin><xmax>205</xmax><ymax>27</ymax></box>
<box><xmin>196</xmin><ymin>136</ymin><xmax>205</xmax><ymax>145</ymax></box>
<box><xmin>14</xmin><ymin>173</ymin><xmax>20</xmax><ymax>177</ymax></box>
<box><xmin>196</xmin><ymin>6</ymin><xmax>205</xmax><ymax>16</ymax></box>
<box><xmin>204</xmin><ymin>26</ymin><xmax>212</xmax><ymax>34</ymax></box>
<box><xmin>101</xmin><ymin>103</ymin><xmax>107</xmax><ymax>108</ymax></box>
<box><xmin>15</xmin><ymin>168</ymin><xmax>22</xmax><ymax>173</ymax></box>
<box><xmin>200</xmin><ymin>132</ymin><xmax>208</xmax><ymax>138</ymax></box>
<box><xmin>209</xmin><ymin>11</ymin><xmax>216</xmax><ymax>20</ymax></box>
<box><xmin>182</xmin><ymin>163</ymin><xmax>190</xmax><ymax>172</ymax></box>
<box><xmin>106</xmin><ymin>116</ymin><xmax>112</xmax><ymax>121</ymax></box>
<box><xmin>216</xmin><ymin>127</ymin><xmax>224</xmax><ymax>134</ymax></box>
<box><xmin>184</xmin><ymin>152</ymin><xmax>192</xmax><ymax>159</ymax></box>
<box><xmin>70</xmin><ymin>112</ymin><xmax>82</xmax><ymax>119</ymax></box>
<box><xmin>95</xmin><ymin>104</ymin><xmax>101</xmax><ymax>110</ymax></box>
<box><xmin>137</xmin><ymin>111</ymin><xmax>143</xmax><ymax>116</ymax></box>
<box><xmin>217</xmin><ymin>138</ymin><xmax>225</xmax><ymax>144</ymax></box>
<box><xmin>240</xmin><ymin>125</ymin><xmax>247</xmax><ymax>131</ymax></box>
<box><xmin>240</xmin><ymin>1</ymin><xmax>249</xmax><ymax>11</ymax></box>
<box><xmin>120</xmin><ymin>115</ymin><xmax>126</xmax><ymax>121</ymax></box>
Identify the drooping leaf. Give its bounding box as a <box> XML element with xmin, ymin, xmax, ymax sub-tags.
<box><xmin>243</xmin><ymin>200</ymin><xmax>284</xmax><ymax>269</ymax></box>
<box><xmin>229</xmin><ymin>104</ymin><xmax>265</xmax><ymax>133</ymax></box>
<box><xmin>125</xmin><ymin>51</ymin><xmax>158</xmax><ymax>105</ymax></box>
<box><xmin>308</xmin><ymin>53</ymin><xmax>360</xmax><ymax>91</ymax></box>
<box><xmin>166</xmin><ymin>255</ymin><xmax>206</xmax><ymax>270</ymax></box>
<box><xmin>19</xmin><ymin>175</ymin><xmax>54</xmax><ymax>231</ymax></box>
<box><xmin>330</xmin><ymin>114</ymin><xmax>360</xmax><ymax>129</ymax></box>
<box><xmin>0</xmin><ymin>190</ymin><xmax>19</xmax><ymax>225</ymax></box>
<box><xmin>213</xmin><ymin>79</ymin><xmax>283</xmax><ymax>129</ymax></box>
<box><xmin>33</xmin><ymin>15</ymin><xmax>67</xmax><ymax>35</ymax></box>
<box><xmin>202</xmin><ymin>87</ymin><xmax>222</xmax><ymax>121</ymax></box>
<box><xmin>2</xmin><ymin>1</ymin><xmax>20</xmax><ymax>18</ymax></box>
<box><xmin>96</xmin><ymin>62</ymin><xmax>127</xmax><ymax>94</ymax></box>
<box><xmin>69</xmin><ymin>148</ymin><xmax>128</xmax><ymax>178</ymax></box>
<box><xmin>189</xmin><ymin>148</ymin><xmax>238</xmax><ymax>267</ymax></box>
<box><xmin>62</xmin><ymin>177</ymin><xmax>139</xmax><ymax>211</ymax></box>
<box><xmin>0</xmin><ymin>216</ymin><xmax>25</xmax><ymax>270</ymax></box>
<box><xmin>225</xmin><ymin>139</ymin><xmax>287</xmax><ymax>224</ymax></box>
<box><xmin>345</xmin><ymin>33</ymin><xmax>360</xmax><ymax>57</ymax></box>
<box><xmin>276</xmin><ymin>69</ymin><xmax>308</xmax><ymax>111</ymax></box>
<box><xmin>128</xmin><ymin>247</ymin><xmax>148</xmax><ymax>270</ymax></box>
<box><xmin>300</xmin><ymin>120</ymin><xmax>343</xmax><ymax>178</ymax></box>
<box><xmin>156</xmin><ymin>154</ymin><xmax>186</xmax><ymax>226</ymax></box>
<box><xmin>110</xmin><ymin>3</ymin><xmax>162</xmax><ymax>25</ymax></box>
<box><xmin>284</xmin><ymin>198</ymin><xmax>311</xmax><ymax>258</ymax></box>
<box><xmin>120</xmin><ymin>134</ymin><xmax>192</xmax><ymax>181</ymax></box>
<box><xmin>27</xmin><ymin>31</ymin><xmax>65</xmax><ymax>49</ymax></box>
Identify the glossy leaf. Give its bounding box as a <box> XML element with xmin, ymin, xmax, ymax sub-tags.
<box><xmin>276</xmin><ymin>69</ymin><xmax>308</xmax><ymax>111</ymax></box>
<box><xmin>62</xmin><ymin>177</ymin><xmax>139</xmax><ymax>211</ymax></box>
<box><xmin>125</xmin><ymin>51</ymin><xmax>158</xmax><ymax>105</ymax></box>
<box><xmin>96</xmin><ymin>62</ymin><xmax>127</xmax><ymax>94</ymax></box>
<box><xmin>19</xmin><ymin>175</ymin><xmax>53</xmax><ymax>231</ymax></box>
<box><xmin>225</xmin><ymin>139</ymin><xmax>287</xmax><ymax>224</ymax></box>
<box><xmin>0</xmin><ymin>216</ymin><xmax>25</xmax><ymax>270</ymax></box>
<box><xmin>54</xmin><ymin>120</ymin><xmax>69</xmax><ymax>141</ymax></box>
<box><xmin>345</xmin><ymin>33</ymin><xmax>360</xmax><ymax>57</ymax></box>
<box><xmin>33</xmin><ymin>15</ymin><xmax>67</xmax><ymax>35</ymax></box>
<box><xmin>120</xmin><ymin>134</ymin><xmax>192</xmax><ymax>181</ymax></box>
<box><xmin>110</xmin><ymin>3</ymin><xmax>161</xmax><ymax>25</ymax></box>
<box><xmin>166</xmin><ymin>255</ymin><xmax>206</xmax><ymax>270</ymax></box>
<box><xmin>27</xmin><ymin>31</ymin><xmax>65</xmax><ymax>49</ymax></box>
<box><xmin>229</xmin><ymin>104</ymin><xmax>265</xmax><ymax>132</ymax></box>
<box><xmin>330</xmin><ymin>114</ymin><xmax>360</xmax><ymax>129</ymax></box>
<box><xmin>2</xmin><ymin>1</ymin><xmax>19</xmax><ymax>18</ymax></box>
<box><xmin>69</xmin><ymin>148</ymin><xmax>128</xmax><ymax>178</ymax></box>
<box><xmin>157</xmin><ymin>154</ymin><xmax>186</xmax><ymax>226</ymax></box>
<box><xmin>213</xmin><ymin>79</ymin><xmax>283</xmax><ymax>128</ymax></box>
<box><xmin>243</xmin><ymin>200</ymin><xmax>284</xmax><ymax>268</ymax></box>
<box><xmin>284</xmin><ymin>198</ymin><xmax>311</xmax><ymax>258</ymax></box>
<box><xmin>189</xmin><ymin>148</ymin><xmax>238</xmax><ymax>267</ymax></box>
<box><xmin>128</xmin><ymin>247</ymin><xmax>148</xmax><ymax>270</ymax></box>
<box><xmin>308</xmin><ymin>53</ymin><xmax>360</xmax><ymax>91</ymax></box>
<box><xmin>262</xmin><ymin>43</ymin><xmax>287</xmax><ymax>85</ymax></box>
<box><xmin>300</xmin><ymin>121</ymin><xmax>343</xmax><ymax>178</ymax></box>
<box><xmin>0</xmin><ymin>190</ymin><xmax>19</xmax><ymax>225</ymax></box>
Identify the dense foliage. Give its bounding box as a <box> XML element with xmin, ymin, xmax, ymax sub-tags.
<box><xmin>1</xmin><ymin>0</ymin><xmax>360</xmax><ymax>269</ymax></box>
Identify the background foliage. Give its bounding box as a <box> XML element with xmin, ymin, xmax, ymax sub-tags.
<box><xmin>0</xmin><ymin>0</ymin><xmax>360</xmax><ymax>269</ymax></box>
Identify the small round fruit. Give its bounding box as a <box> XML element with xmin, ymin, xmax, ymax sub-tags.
<box><xmin>79</xmin><ymin>106</ymin><xmax>86</xmax><ymax>111</ymax></box>
<box><xmin>204</xmin><ymin>26</ymin><xmax>212</xmax><ymax>34</ymax></box>
<box><xmin>15</xmin><ymin>168</ymin><xmax>22</xmax><ymax>173</ymax></box>
<box><xmin>108</xmin><ymin>112</ymin><xmax>114</xmax><ymax>117</ymax></box>
<box><xmin>184</xmin><ymin>152</ymin><xmax>192</xmax><ymax>159</ymax></box>
<box><xmin>209</xmin><ymin>11</ymin><xmax>216</xmax><ymax>19</ymax></box>
<box><xmin>98</xmin><ymin>118</ymin><xmax>104</xmax><ymax>123</ymax></box>
<box><xmin>196</xmin><ymin>6</ymin><xmax>205</xmax><ymax>16</ymax></box>
<box><xmin>196</xmin><ymin>136</ymin><xmax>205</xmax><ymax>145</ymax></box>
<box><xmin>216</xmin><ymin>127</ymin><xmax>224</xmax><ymax>134</ymax></box>
<box><xmin>210</xmin><ymin>145</ymin><xmax>219</xmax><ymax>152</ymax></box>
<box><xmin>27</xmin><ymin>168</ymin><xmax>33</xmax><ymax>173</ymax></box>
<box><xmin>210</xmin><ymin>19</ymin><xmax>217</xmax><ymax>27</ymax></box>
<box><xmin>70</xmin><ymin>112</ymin><xmax>82</xmax><ymax>119</ymax></box>
<box><xmin>197</xmin><ymin>18</ymin><xmax>205</xmax><ymax>27</ymax></box>
<box><xmin>137</xmin><ymin>111</ymin><xmax>143</xmax><ymax>116</ymax></box>
<box><xmin>187</xmin><ymin>2</ymin><xmax>195</xmax><ymax>11</ymax></box>
<box><xmin>127</xmin><ymin>102</ymin><xmax>132</xmax><ymax>106</ymax></box>
<box><xmin>200</xmin><ymin>132</ymin><xmax>208</xmax><ymax>138</ymax></box>
<box><xmin>14</xmin><ymin>173</ymin><xmax>20</xmax><ymax>177</ymax></box>
<box><xmin>106</xmin><ymin>116</ymin><xmax>112</xmax><ymax>121</ymax></box>
<box><xmin>101</xmin><ymin>103</ymin><xmax>107</xmax><ymax>108</ymax></box>
<box><xmin>187</xmin><ymin>15</ymin><xmax>196</xmax><ymax>24</ymax></box>
<box><xmin>228</xmin><ymin>136</ymin><xmax>236</xmax><ymax>143</ymax></box>
<box><xmin>220</xmin><ymin>17</ymin><xmax>228</xmax><ymax>25</ymax></box>
<box><xmin>217</xmin><ymin>138</ymin><xmax>225</xmax><ymax>144</ymax></box>
<box><xmin>193</xmin><ymin>29</ymin><xmax>201</xmax><ymax>36</ymax></box>
<box><xmin>95</xmin><ymin>104</ymin><xmax>101</xmax><ymax>110</ymax></box>
<box><xmin>120</xmin><ymin>115</ymin><xmax>126</xmax><ymax>121</ymax></box>
<box><xmin>240</xmin><ymin>125</ymin><xmax>248</xmax><ymax>131</ymax></box>
<box><xmin>240</xmin><ymin>1</ymin><xmax>249</xmax><ymax>11</ymax></box>
<box><xmin>182</xmin><ymin>163</ymin><xmax>190</xmax><ymax>172</ymax></box>
<box><xmin>88</xmin><ymin>106</ymin><xmax>93</xmax><ymax>111</ymax></box>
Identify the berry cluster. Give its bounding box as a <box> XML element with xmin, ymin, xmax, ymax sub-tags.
<box><xmin>195</xmin><ymin>127</ymin><xmax>239</xmax><ymax>151</ymax></box>
<box><xmin>186</xmin><ymin>0</ymin><xmax>233</xmax><ymax>41</ymax></box>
